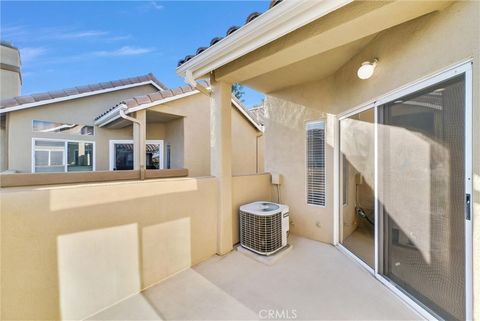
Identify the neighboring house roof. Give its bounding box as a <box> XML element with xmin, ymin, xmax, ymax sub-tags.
<box><xmin>249</xmin><ymin>105</ymin><xmax>265</xmax><ymax>126</ymax></box>
<box><xmin>94</xmin><ymin>82</ymin><xmax>263</xmax><ymax>132</ymax></box>
<box><xmin>0</xmin><ymin>40</ymin><xmax>19</xmax><ymax>50</ymax></box>
<box><xmin>177</xmin><ymin>0</ymin><xmax>282</xmax><ymax>68</ymax></box>
<box><xmin>0</xmin><ymin>73</ymin><xmax>167</xmax><ymax>113</ymax></box>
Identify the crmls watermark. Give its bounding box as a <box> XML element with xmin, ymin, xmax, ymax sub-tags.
<box><xmin>258</xmin><ymin>309</ymin><xmax>298</xmax><ymax>320</ymax></box>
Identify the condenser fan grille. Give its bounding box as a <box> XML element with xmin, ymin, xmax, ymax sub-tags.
<box><xmin>240</xmin><ymin>210</ymin><xmax>283</xmax><ymax>254</ymax></box>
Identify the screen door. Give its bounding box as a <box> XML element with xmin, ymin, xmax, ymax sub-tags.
<box><xmin>378</xmin><ymin>74</ymin><xmax>467</xmax><ymax>321</ymax></box>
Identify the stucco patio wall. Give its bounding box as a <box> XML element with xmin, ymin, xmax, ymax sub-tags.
<box><xmin>232</xmin><ymin>173</ymin><xmax>273</xmax><ymax>244</ymax></box>
<box><xmin>0</xmin><ymin>173</ymin><xmax>272</xmax><ymax>320</ymax></box>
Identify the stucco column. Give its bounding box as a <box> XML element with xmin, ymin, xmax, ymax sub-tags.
<box><xmin>210</xmin><ymin>75</ymin><xmax>233</xmax><ymax>255</ymax></box>
<box><xmin>133</xmin><ymin>109</ymin><xmax>146</xmax><ymax>179</ymax></box>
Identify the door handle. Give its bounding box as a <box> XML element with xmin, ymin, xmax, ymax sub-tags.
<box><xmin>466</xmin><ymin>193</ymin><xmax>471</xmax><ymax>221</ymax></box>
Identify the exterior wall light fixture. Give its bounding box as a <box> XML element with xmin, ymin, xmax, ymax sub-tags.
<box><xmin>357</xmin><ymin>58</ymin><xmax>378</xmax><ymax>80</ymax></box>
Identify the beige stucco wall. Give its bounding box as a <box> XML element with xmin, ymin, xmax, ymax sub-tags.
<box><xmin>0</xmin><ymin>177</ymin><xmax>219</xmax><ymax>320</ymax></box>
<box><xmin>149</xmin><ymin>93</ymin><xmax>263</xmax><ymax>177</ymax></box>
<box><xmin>152</xmin><ymin>94</ymin><xmax>210</xmax><ymax>177</ymax></box>
<box><xmin>0</xmin><ymin>172</ymin><xmax>272</xmax><ymax>320</ymax></box>
<box><xmin>6</xmin><ymin>84</ymin><xmax>158</xmax><ymax>172</ymax></box>
<box><xmin>232</xmin><ymin>105</ymin><xmax>262</xmax><ymax>175</ymax></box>
<box><xmin>165</xmin><ymin>118</ymin><xmax>185</xmax><ymax>169</ymax></box>
<box><xmin>0</xmin><ymin>44</ymin><xmax>21</xmax><ymax>100</ymax></box>
<box><xmin>261</xmin><ymin>1</ymin><xmax>479</xmax><ymax>317</ymax></box>
<box><xmin>1</xmin><ymin>114</ymin><xmax>8</xmax><ymax>171</ymax></box>
<box><xmin>232</xmin><ymin>173</ymin><xmax>273</xmax><ymax>244</ymax></box>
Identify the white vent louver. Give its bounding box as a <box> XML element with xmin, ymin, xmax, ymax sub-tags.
<box><xmin>240</xmin><ymin>202</ymin><xmax>289</xmax><ymax>256</ymax></box>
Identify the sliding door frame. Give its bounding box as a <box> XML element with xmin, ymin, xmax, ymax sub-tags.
<box><xmin>335</xmin><ymin>60</ymin><xmax>473</xmax><ymax>320</ymax></box>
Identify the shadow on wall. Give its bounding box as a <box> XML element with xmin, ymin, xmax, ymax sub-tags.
<box><xmin>0</xmin><ymin>178</ymin><xmax>217</xmax><ymax>321</ymax></box>
<box><xmin>341</xmin><ymin>115</ymin><xmax>451</xmax><ymax>263</ymax></box>
<box><xmin>57</xmin><ymin>219</ymin><xmax>192</xmax><ymax>320</ymax></box>
<box><xmin>262</xmin><ymin>96</ymin><xmax>334</xmax><ymax>243</ymax></box>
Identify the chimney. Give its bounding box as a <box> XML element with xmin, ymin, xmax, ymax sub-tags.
<box><xmin>0</xmin><ymin>41</ymin><xmax>22</xmax><ymax>100</ymax></box>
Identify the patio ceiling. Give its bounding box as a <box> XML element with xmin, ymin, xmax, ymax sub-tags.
<box><xmin>210</xmin><ymin>1</ymin><xmax>452</xmax><ymax>92</ymax></box>
<box><xmin>146</xmin><ymin>110</ymin><xmax>183</xmax><ymax>123</ymax></box>
<box><xmin>243</xmin><ymin>34</ymin><xmax>376</xmax><ymax>93</ymax></box>
<box><xmin>101</xmin><ymin>110</ymin><xmax>183</xmax><ymax>129</ymax></box>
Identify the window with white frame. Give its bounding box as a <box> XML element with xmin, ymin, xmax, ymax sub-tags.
<box><xmin>33</xmin><ymin>120</ymin><xmax>94</xmax><ymax>136</ymax></box>
<box><xmin>33</xmin><ymin>139</ymin><xmax>94</xmax><ymax>173</ymax></box>
<box><xmin>306</xmin><ymin>121</ymin><xmax>326</xmax><ymax>206</ymax></box>
<box><xmin>109</xmin><ymin>140</ymin><xmax>164</xmax><ymax>171</ymax></box>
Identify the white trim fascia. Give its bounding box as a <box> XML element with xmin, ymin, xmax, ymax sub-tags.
<box><xmin>1</xmin><ymin>80</ymin><xmax>163</xmax><ymax>114</ymax></box>
<box><xmin>95</xmin><ymin>90</ymin><xmax>201</xmax><ymax>127</ymax></box>
<box><xmin>94</xmin><ymin>105</ymin><xmax>128</xmax><ymax>127</ymax></box>
<box><xmin>127</xmin><ymin>90</ymin><xmax>201</xmax><ymax>114</ymax></box>
<box><xmin>231</xmin><ymin>99</ymin><xmax>263</xmax><ymax>132</ymax></box>
<box><xmin>176</xmin><ymin>0</ymin><xmax>353</xmax><ymax>79</ymax></box>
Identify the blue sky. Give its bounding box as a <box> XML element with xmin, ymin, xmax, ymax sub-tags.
<box><xmin>0</xmin><ymin>1</ymin><xmax>267</xmax><ymax>107</ymax></box>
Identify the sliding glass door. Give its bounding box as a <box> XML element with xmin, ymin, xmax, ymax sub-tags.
<box><xmin>110</xmin><ymin>140</ymin><xmax>164</xmax><ymax>170</ymax></box>
<box><xmin>338</xmin><ymin>63</ymin><xmax>472</xmax><ymax>320</ymax></box>
<box><xmin>378</xmin><ymin>74</ymin><xmax>467</xmax><ymax>321</ymax></box>
<box><xmin>339</xmin><ymin>109</ymin><xmax>375</xmax><ymax>268</ymax></box>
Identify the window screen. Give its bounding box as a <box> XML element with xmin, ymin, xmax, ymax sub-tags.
<box><xmin>306</xmin><ymin>121</ymin><xmax>326</xmax><ymax>206</ymax></box>
<box><xmin>33</xmin><ymin>140</ymin><xmax>65</xmax><ymax>172</ymax></box>
<box><xmin>379</xmin><ymin>75</ymin><xmax>466</xmax><ymax>321</ymax></box>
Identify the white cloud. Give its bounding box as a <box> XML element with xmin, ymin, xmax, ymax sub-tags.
<box><xmin>106</xmin><ymin>34</ymin><xmax>132</xmax><ymax>42</ymax></box>
<box><xmin>150</xmin><ymin>1</ymin><xmax>164</xmax><ymax>10</ymax></box>
<box><xmin>136</xmin><ymin>1</ymin><xmax>164</xmax><ymax>14</ymax></box>
<box><xmin>1</xmin><ymin>25</ymin><xmax>29</xmax><ymax>39</ymax></box>
<box><xmin>57</xmin><ymin>30</ymin><xmax>109</xmax><ymax>39</ymax></box>
<box><xmin>20</xmin><ymin>47</ymin><xmax>48</xmax><ymax>63</ymax></box>
<box><xmin>93</xmin><ymin>46</ymin><xmax>154</xmax><ymax>57</ymax></box>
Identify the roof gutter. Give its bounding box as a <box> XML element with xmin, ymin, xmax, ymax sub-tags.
<box><xmin>118</xmin><ymin>104</ymin><xmax>140</xmax><ymax>125</ymax></box>
<box><xmin>94</xmin><ymin>105</ymin><xmax>124</xmax><ymax>127</ymax></box>
<box><xmin>185</xmin><ymin>70</ymin><xmax>211</xmax><ymax>96</ymax></box>
<box><xmin>176</xmin><ymin>0</ymin><xmax>353</xmax><ymax>79</ymax></box>
<box><xmin>94</xmin><ymin>103</ymin><xmax>142</xmax><ymax>127</ymax></box>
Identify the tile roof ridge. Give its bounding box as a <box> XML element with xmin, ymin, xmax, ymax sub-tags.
<box><xmin>1</xmin><ymin>73</ymin><xmax>166</xmax><ymax>109</ymax></box>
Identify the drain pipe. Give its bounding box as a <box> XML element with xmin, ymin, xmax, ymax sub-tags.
<box><xmin>118</xmin><ymin>104</ymin><xmax>145</xmax><ymax>180</ymax></box>
<box><xmin>185</xmin><ymin>70</ymin><xmax>211</xmax><ymax>96</ymax></box>
<box><xmin>119</xmin><ymin>104</ymin><xmax>139</xmax><ymax>124</ymax></box>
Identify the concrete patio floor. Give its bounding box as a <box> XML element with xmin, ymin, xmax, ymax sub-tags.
<box><xmin>89</xmin><ymin>235</ymin><xmax>423</xmax><ymax>320</ymax></box>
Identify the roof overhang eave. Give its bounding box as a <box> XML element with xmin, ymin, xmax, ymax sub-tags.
<box><xmin>0</xmin><ymin>80</ymin><xmax>164</xmax><ymax>114</ymax></box>
<box><xmin>175</xmin><ymin>0</ymin><xmax>353</xmax><ymax>80</ymax></box>
<box><xmin>95</xmin><ymin>91</ymin><xmax>262</xmax><ymax>132</ymax></box>
<box><xmin>94</xmin><ymin>105</ymin><xmax>125</xmax><ymax>127</ymax></box>
<box><xmin>95</xmin><ymin>90</ymin><xmax>202</xmax><ymax>127</ymax></box>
